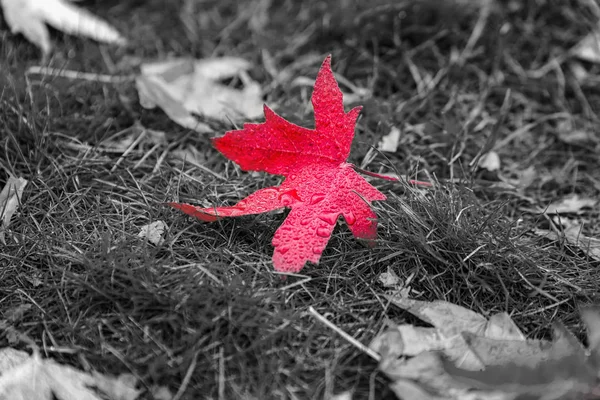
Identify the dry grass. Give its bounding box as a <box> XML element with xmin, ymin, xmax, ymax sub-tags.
<box><xmin>1</xmin><ymin>0</ymin><xmax>600</xmax><ymax>399</ymax></box>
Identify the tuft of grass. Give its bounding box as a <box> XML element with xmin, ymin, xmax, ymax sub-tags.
<box><xmin>1</xmin><ymin>0</ymin><xmax>600</xmax><ymax>399</ymax></box>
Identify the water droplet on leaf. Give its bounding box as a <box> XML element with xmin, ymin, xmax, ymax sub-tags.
<box><xmin>318</xmin><ymin>212</ymin><xmax>339</xmax><ymax>225</ymax></box>
<box><xmin>343</xmin><ymin>211</ymin><xmax>356</xmax><ymax>225</ymax></box>
<box><xmin>279</xmin><ymin>189</ymin><xmax>302</xmax><ymax>206</ymax></box>
<box><xmin>316</xmin><ymin>227</ymin><xmax>330</xmax><ymax>238</ymax></box>
<box><xmin>278</xmin><ymin>247</ymin><xmax>290</xmax><ymax>254</ymax></box>
<box><xmin>300</xmin><ymin>218</ymin><xmax>311</xmax><ymax>226</ymax></box>
<box><xmin>309</xmin><ymin>194</ymin><xmax>326</xmax><ymax>204</ymax></box>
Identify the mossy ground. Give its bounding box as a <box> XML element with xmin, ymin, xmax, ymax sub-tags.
<box><xmin>1</xmin><ymin>0</ymin><xmax>599</xmax><ymax>399</ymax></box>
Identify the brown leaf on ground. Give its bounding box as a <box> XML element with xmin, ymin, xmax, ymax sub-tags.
<box><xmin>0</xmin><ymin>349</ymin><xmax>141</xmax><ymax>400</ymax></box>
<box><xmin>533</xmin><ymin>218</ymin><xmax>600</xmax><ymax>262</ymax></box>
<box><xmin>136</xmin><ymin>57</ymin><xmax>264</xmax><ymax>131</ymax></box>
<box><xmin>0</xmin><ymin>0</ymin><xmax>125</xmax><ymax>57</ymax></box>
<box><xmin>375</xmin><ymin>302</ymin><xmax>600</xmax><ymax>400</ymax></box>
<box><xmin>0</xmin><ymin>176</ymin><xmax>28</xmax><ymax>245</ymax></box>
<box><xmin>543</xmin><ymin>194</ymin><xmax>597</xmax><ymax>215</ymax></box>
<box><xmin>371</xmin><ymin>294</ymin><xmax>525</xmax><ymax>371</ymax></box>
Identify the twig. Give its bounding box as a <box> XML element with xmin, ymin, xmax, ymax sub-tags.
<box><xmin>308</xmin><ymin>306</ymin><xmax>381</xmax><ymax>362</ymax></box>
<box><xmin>26</xmin><ymin>66</ymin><xmax>133</xmax><ymax>83</ymax></box>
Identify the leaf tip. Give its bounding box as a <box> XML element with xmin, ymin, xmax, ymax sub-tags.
<box><xmin>166</xmin><ymin>202</ymin><xmax>219</xmax><ymax>222</ymax></box>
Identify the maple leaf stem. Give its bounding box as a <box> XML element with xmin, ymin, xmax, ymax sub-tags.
<box><xmin>352</xmin><ymin>166</ymin><xmax>433</xmax><ymax>187</ymax></box>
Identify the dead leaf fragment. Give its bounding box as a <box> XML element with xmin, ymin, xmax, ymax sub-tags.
<box><xmin>544</xmin><ymin>194</ymin><xmax>597</xmax><ymax>215</ymax></box>
<box><xmin>477</xmin><ymin>151</ymin><xmax>500</xmax><ymax>172</ymax></box>
<box><xmin>533</xmin><ymin>225</ymin><xmax>600</xmax><ymax>261</ymax></box>
<box><xmin>136</xmin><ymin>74</ymin><xmax>212</xmax><ymax>133</ymax></box>
<box><xmin>136</xmin><ymin>57</ymin><xmax>264</xmax><ymax>131</ymax></box>
<box><xmin>572</xmin><ymin>26</ymin><xmax>600</xmax><ymax>63</ymax></box>
<box><xmin>378</xmin><ymin>266</ymin><xmax>401</xmax><ymax>288</ymax></box>
<box><xmin>0</xmin><ymin>0</ymin><xmax>125</xmax><ymax>57</ymax></box>
<box><xmin>0</xmin><ymin>350</ymin><xmax>140</xmax><ymax>400</ymax></box>
<box><xmin>372</xmin><ymin>295</ymin><xmax>525</xmax><ymax>372</ymax></box>
<box><xmin>138</xmin><ymin>221</ymin><xmax>167</xmax><ymax>245</ymax></box>
<box><xmin>375</xmin><ymin>301</ymin><xmax>600</xmax><ymax>400</ymax></box>
<box><xmin>378</xmin><ymin>126</ymin><xmax>401</xmax><ymax>153</ymax></box>
<box><xmin>441</xmin><ymin>323</ymin><xmax>595</xmax><ymax>400</ymax></box>
<box><xmin>384</xmin><ymin>295</ymin><xmax>489</xmax><ymax>335</ymax></box>
<box><xmin>330</xmin><ymin>390</ymin><xmax>353</xmax><ymax>400</ymax></box>
<box><xmin>149</xmin><ymin>385</ymin><xmax>173</xmax><ymax>400</ymax></box>
<box><xmin>0</xmin><ymin>348</ymin><xmax>29</xmax><ymax>374</ymax></box>
<box><xmin>0</xmin><ymin>177</ymin><xmax>28</xmax><ymax>245</ymax></box>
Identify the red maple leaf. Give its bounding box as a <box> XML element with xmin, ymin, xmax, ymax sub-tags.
<box><xmin>169</xmin><ymin>56</ymin><xmax>388</xmax><ymax>273</ymax></box>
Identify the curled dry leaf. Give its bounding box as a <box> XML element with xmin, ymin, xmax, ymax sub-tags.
<box><xmin>0</xmin><ymin>176</ymin><xmax>28</xmax><ymax>245</ymax></box>
<box><xmin>0</xmin><ymin>0</ymin><xmax>125</xmax><ymax>57</ymax></box>
<box><xmin>371</xmin><ymin>294</ymin><xmax>524</xmax><ymax>371</ymax></box>
<box><xmin>136</xmin><ymin>57</ymin><xmax>263</xmax><ymax>132</ymax></box>
<box><xmin>373</xmin><ymin>298</ymin><xmax>600</xmax><ymax>400</ymax></box>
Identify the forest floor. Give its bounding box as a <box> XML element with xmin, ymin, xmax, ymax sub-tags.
<box><xmin>1</xmin><ymin>0</ymin><xmax>600</xmax><ymax>399</ymax></box>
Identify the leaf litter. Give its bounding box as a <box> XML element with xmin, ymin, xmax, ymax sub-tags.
<box><xmin>364</xmin><ymin>295</ymin><xmax>600</xmax><ymax>399</ymax></box>
<box><xmin>543</xmin><ymin>193</ymin><xmax>598</xmax><ymax>215</ymax></box>
<box><xmin>378</xmin><ymin>126</ymin><xmax>401</xmax><ymax>153</ymax></box>
<box><xmin>137</xmin><ymin>220</ymin><xmax>167</xmax><ymax>246</ymax></box>
<box><xmin>0</xmin><ymin>0</ymin><xmax>125</xmax><ymax>57</ymax></box>
<box><xmin>534</xmin><ymin>217</ymin><xmax>600</xmax><ymax>262</ymax></box>
<box><xmin>136</xmin><ymin>57</ymin><xmax>264</xmax><ymax>132</ymax></box>
<box><xmin>0</xmin><ymin>176</ymin><xmax>28</xmax><ymax>245</ymax></box>
<box><xmin>371</xmin><ymin>293</ymin><xmax>525</xmax><ymax>371</ymax></box>
<box><xmin>0</xmin><ymin>348</ymin><xmax>140</xmax><ymax>400</ymax></box>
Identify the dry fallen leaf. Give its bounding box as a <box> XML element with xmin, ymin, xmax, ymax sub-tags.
<box><xmin>544</xmin><ymin>194</ymin><xmax>597</xmax><ymax>215</ymax></box>
<box><xmin>0</xmin><ymin>349</ymin><xmax>140</xmax><ymax>400</ymax></box>
<box><xmin>0</xmin><ymin>0</ymin><xmax>125</xmax><ymax>57</ymax></box>
<box><xmin>0</xmin><ymin>348</ymin><xmax>29</xmax><ymax>374</ymax></box>
<box><xmin>372</xmin><ymin>300</ymin><xmax>600</xmax><ymax>400</ymax></box>
<box><xmin>138</xmin><ymin>221</ymin><xmax>167</xmax><ymax>246</ymax></box>
<box><xmin>477</xmin><ymin>151</ymin><xmax>500</xmax><ymax>172</ymax></box>
<box><xmin>0</xmin><ymin>176</ymin><xmax>28</xmax><ymax>245</ymax></box>
<box><xmin>378</xmin><ymin>126</ymin><xmax>401</xmax><ymax>153</ymax></box>
<box><xmin>370</xmin><ymin>294</ymin><xmax>524</xmax><ymax>371</ymax></box>
<box><xmin>572</xmin><ymin>25</ymin><xmax>600</xmax><ymax>63</ymax></box>
<box><xmin>533</xmin><ymin>221</ymin><xmax>600</xmax><ymax>262</ymax></box>
<box><xmin>136</xmin><ymin>57</ymin><xmax>264</xmax><ymax>132</ymax></box>
<box><xmin>378</xmin><ymin>266</ymin><xmax>402</xmax><ymax>288</ymax></box>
